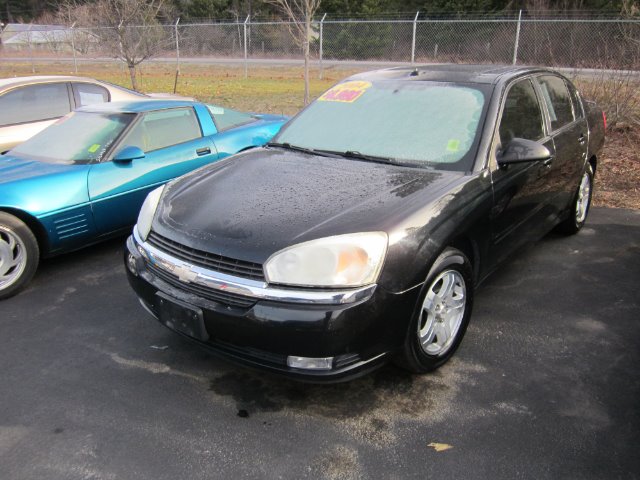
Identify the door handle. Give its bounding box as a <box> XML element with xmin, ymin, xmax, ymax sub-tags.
<box><xmin>578</xmin><ymin>134</ymin><xmax>586</xmax><ymax>145</ymax></box>
<box><xmin>543</xmin><ymin>155</ymin><xmax>554</xmax><ymax>167</ymax></box>
<box><xmin>196</xmin><ymin>147</ymin><xmax>211</xmax><ymax>156</ymax></box>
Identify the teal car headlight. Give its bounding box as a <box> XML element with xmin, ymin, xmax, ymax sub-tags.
<box><xmin>264</xmin><ymin>232</ymin><xmax>388</xmax><ymax>288</ymax></box>
<box><xmin>135</xmin><ymin>185</ymin><xmax>165</xmax><ymax>242</ymax></box>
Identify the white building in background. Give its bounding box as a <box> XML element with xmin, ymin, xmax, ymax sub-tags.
<box><xmin>1</xmin><ymin>23</ymin><xmax>98</xmax><ymax>52</ymax></box>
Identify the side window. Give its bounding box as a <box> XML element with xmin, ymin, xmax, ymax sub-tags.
<box><xmin>207</xmin><ymin>104</ymin><xmax>255</xmax><ymax>131</ymax></box>
<box><xmin>120</xmin><ymin>108</ymin><xmax>202</xmax><ymax>153</ymax></box>
<box><xmin>0</xmin><ymin>83</ymin><xmax>71</xmax><ymax>127</ymax></box>
<box><xmin>567</xmin><ymin>83</ymin><xmax>584</xmax><ymax>120</ymax></box>
<box><xmin>537</xmin><ymin>75</ymin><xmax>574</xmax><ymax>131</ymax></box>
<box><xmin>499</xmin><ymin>79</ymin><xmax>545</xmax><ymax>145</ymax></box>
<box><xmin>73</xmin><ymin>83</ymin><xmax>109</xmax><ymax>107</ymax></box>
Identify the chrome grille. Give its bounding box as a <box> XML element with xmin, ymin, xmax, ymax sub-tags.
<box><xmin>147</xmin><ymin>231</ymin><xmax>265</xmax><ymax>281</ymax></box>
<box><xmin>147</xmin><ymin>263</ymin><xmax>256</xmax><ymax>309</ymax></box>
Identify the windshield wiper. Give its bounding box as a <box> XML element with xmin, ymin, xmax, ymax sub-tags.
<box><xmin>317</xmin><ymin>149</ymin><xmax>397</xmax><ymax>165</ymax></box>
<box><xmin>267</xmin><ymin>144</ymin><xmax>397</xmax><ymax>163</ymax></box>
<box><xmin>266</xmin><ymin>142</ymin><xmax>319</xmax><ymax>156</ymax></box>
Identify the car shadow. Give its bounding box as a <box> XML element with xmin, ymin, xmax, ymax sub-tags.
<box><xmin>203</xmin><ymin>351</ymin><xmax>483</xmax><ymax>436</ymax></box>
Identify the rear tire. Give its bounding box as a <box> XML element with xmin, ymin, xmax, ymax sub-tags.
<box><xmin>557</xmin><ymin>164</ymin><xmax>593</xmax><ymax>235</ymax></box>
<box><xmin>0</xmin><ymin>212</ymin><xmax>39</xmax><ymax>300</ymax></box>
<box><xmin>394</xmin><ymin>247</ymin><xmax>474</xmax><ymax>373</ymax></box>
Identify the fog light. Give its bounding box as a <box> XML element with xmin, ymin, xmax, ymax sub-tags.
<box><xmin>287</xmin><ymin>356</ymin><xmax>333</xmax><ymax>371</ymax></box>
<box><xmin>137</xmin><ymin>245</ymin><xmax>149</xmax><ymax>260</ymax></box>
<box><xmin>126</xmin><ymin>253</ymin><xmax>138</xmax><ymax>276</ymax></box>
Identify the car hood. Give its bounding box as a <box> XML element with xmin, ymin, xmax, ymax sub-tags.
<box><xmin>0</xmin><ymin>154</ymin><xmax>75</xmax><ymax>184</ymax></box>
<box><xmin>152</xmin><ymin>148</ymin><xmax>465</xmax><ymax>264</ymax></box>
<box><xmin>0</xmin><ymin>154</ymin><xmax>90</xmax><ymax>215</ymax></box>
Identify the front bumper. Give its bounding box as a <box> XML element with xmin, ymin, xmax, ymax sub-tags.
<box><xmin>125</xmin><ymin>233</ymin><xmax>419</xmax><ymax>382</ymax></box>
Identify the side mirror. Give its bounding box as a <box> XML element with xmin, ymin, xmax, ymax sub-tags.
<box><xmin>498</xmin><ymin>138</ymin><xmax>552</xmax><ymax>166</ymax></box>
<box><xmin>113</xmin><ymin>146</ymin><xmax>145</xmax><ymax>163</ymax></box>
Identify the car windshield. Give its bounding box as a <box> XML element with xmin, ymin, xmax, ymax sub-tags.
<box><xmin>10</xmin><ymin>111</ymin><xmax>135</xmax><ymax>164</ymax></box>
<box><xmin>274</xmin><ymin>80</ymin><xmax>489</xmax><ymax>171</ymax></box>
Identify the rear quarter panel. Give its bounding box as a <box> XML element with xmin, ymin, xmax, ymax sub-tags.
<box><xmin>584</xmin><ymin>100</ymin><xmax>606</xmax><ymax>161</ymax></box>
<box><xmin>212</xmin><ymin>117</ymin><xmax>287</xmax><ymax>158</ymax></box>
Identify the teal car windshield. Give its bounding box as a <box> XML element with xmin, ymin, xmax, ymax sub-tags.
<box><xmin>274</xmin><ymin>80</ymin><xmax>489</xmax><ymax>171</ymax></box>
<box><xmin>10</xmin><ymin>111</ymin><xmax>134</xmax><ymax>164</ymax></box>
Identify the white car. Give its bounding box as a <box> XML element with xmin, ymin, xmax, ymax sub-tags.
<box><xmin>0</xmin><ymin>75</ymin><xmax>192</xmax><ymax>152</ymax></box>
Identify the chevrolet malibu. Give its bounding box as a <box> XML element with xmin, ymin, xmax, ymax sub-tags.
<box><xmin>0</xmin><ymin>100</ymin><xmax>286</xmax><ymax>298</ymax></box>
<box><xmin>125</xmin><ymin>65</ymin><xmax>605</xmax><ymax>381</ymax></box>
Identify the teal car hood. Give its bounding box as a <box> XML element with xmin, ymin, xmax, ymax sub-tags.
<box><xmin>0</xmin><ymin>154</ymin><xmax>90</xmax><ymax>216</ymax></box>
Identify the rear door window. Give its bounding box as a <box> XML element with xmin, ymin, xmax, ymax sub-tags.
<box><xmin>566</xmin><ymin>83</ymin><xmax>584</xmax><ymax>120</ymax></box>
<box><xmin>537</xmin><ymin>75</ymin><xmax>575</xmax><ymax>131</ymax></box>
<box><xmin>0</xmin><ymin>83</ymin><xmax>72</xmax><ymax>127</ymax></box>
<box><xmin>207</xmin><ymin>105</ymin><xmax>255</xmax><ymax>131</ymax></box>
<box><xmin>72</xmin><ymin>83</ymin><xmax>110</xmax><ymax>107</ymax></box>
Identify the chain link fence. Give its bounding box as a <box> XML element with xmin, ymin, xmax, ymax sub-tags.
<box><xmin>1</xmin><ymin>16</ymin><xmax>638</xmax><ymax>73</ymax></box>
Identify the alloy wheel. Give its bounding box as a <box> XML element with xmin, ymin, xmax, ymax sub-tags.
<box><xmin>418</xmin><ymin>269</ymin><xmax>466</xmax><ymax>357</ymax></box>
<box><xmin>576</xmin><ymin>171</ymin><xmax>591</xmax><ymax>224</ymax></box>
<box><xmin>0</xmin><ymin>227</ymin><xmax>27</xmax><ymax>291</ymax></box>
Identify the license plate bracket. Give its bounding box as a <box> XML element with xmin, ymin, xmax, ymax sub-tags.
<box><xmin>156</xmin><ymin>292</ymin><xmax>209</xmax><ymax>341</ymax></box>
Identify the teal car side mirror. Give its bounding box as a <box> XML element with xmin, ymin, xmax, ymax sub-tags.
<box><xmin>113</xmin><ymin>146</ymin><xmax>145</xmax><ymax>163</ymax></box>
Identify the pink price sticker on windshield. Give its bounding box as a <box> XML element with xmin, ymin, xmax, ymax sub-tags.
<box><xmin>318</xmin><ymin>81</ymin><xmax>372</xmax><ymax>103</ymax></box>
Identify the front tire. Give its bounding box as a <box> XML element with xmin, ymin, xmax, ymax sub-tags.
<box><xmin>0</xmin><ymin>212</ymin><xmax>39</xmax><ymax>300</ymax></box>
<box><xmin>394</xmin><ymin>247</ymin><xmax>474</xmax><ymax>373</ymax></box>
<box><xmin>557</xmin><ymin>164</ymin><xmax>594</xmax><ymax>235</ymax></box>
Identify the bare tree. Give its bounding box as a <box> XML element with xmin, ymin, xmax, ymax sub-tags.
<box><xmin>55</xmin><ymin>0</ymin><xmax>173</xmax><ymax>90</ymax></box>
<box><xmin>98</xmin><ymin>0</ymin><xmax>174</xmax><ymax>90</ymax></box>
<box><xmin>264</xmin><ymin>0</ymin><xmax>321</xmax><ymax>105</ymax></box>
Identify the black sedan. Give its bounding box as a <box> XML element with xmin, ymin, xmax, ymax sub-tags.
<box><xmin>125</xmin><ymin>65</ymin><xmax>605</xmax><ymax>381</ymax></box>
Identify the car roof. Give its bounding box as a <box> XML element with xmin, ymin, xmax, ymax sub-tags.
<box><xmin>346</xmin><ymin>64</ymin><xmax>553</xmax><ymax>85</ymax></box>
<box><xmin>77</xmin><ymin>99</ymin><xmax>201</xmax><ymax>113</ymax></box>
<box><xmin>0</xmin><ymin>75</ymin><xmax>111</xmax><ymax>91</ymax></box>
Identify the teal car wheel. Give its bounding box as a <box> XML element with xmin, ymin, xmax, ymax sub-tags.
<box><xmin>0</xmin><ymin>213</ymin><xmax>39</xmax><ymax>300</ymax></box>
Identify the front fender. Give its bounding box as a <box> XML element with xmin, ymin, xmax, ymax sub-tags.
<box><xmin>377</xmin><ymin>171</ymin><xmax>493</xmax><ymax>293</ymax></box>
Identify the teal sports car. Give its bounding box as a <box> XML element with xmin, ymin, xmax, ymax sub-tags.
<box><xmin>0</xmin><ymin>99</ymin><xmax>287</xmax><ymax>299</ymax></box>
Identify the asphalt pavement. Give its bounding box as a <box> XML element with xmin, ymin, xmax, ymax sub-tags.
<box><xmin>1</xmin><ymin>207</ymin><xmax>639</xmax><ymax>480</ymax></box>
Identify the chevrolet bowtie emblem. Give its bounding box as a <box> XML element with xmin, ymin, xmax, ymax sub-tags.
<box><xmin>173</xmin><ymin>264</ymin><xmax>198</xmax><ymax>283</ymax></box>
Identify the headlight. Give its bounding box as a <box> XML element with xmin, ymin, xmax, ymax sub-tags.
<box><xmin>264</xmin><ymin>232</ymin><xmax>388</xmax><ymax>288</ymax></box>
<box><xmin>135</xmin><ymin>185</ymin><xmax>165</xmax><ymax>241</ymax></box>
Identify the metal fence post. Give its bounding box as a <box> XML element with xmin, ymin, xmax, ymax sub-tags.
<box><xmin>243</xmin><ymin>15</ymin><xmax>250</xmax><ymax>79</ymax></box>
<box><xmin>173</xmin><ymin>18</ymin><xmax>180</xmax><ymax>94</ymax></box>
<box><xmin>512</xmin><ymin>9</ymin><xmax>522</xmax><ymax>65</ymax></box>
<box><xmin>411</xmin><ymin>11</ymin><xmax>419</xmax><ymax>64</ymax></box>
<box><xmin>319</xmin><ymin>13</ymin><xmax>326</xmax><ymax>80</ymax></box>
<box><xmin>70</xmin><ymin>22</ymin><xmax>78</xmax><ymax>74</ymax></box>
<box><xmin>28</xmin><ymin>23</ymin><xmax>35</xmax><ymax>73</ymax></box>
